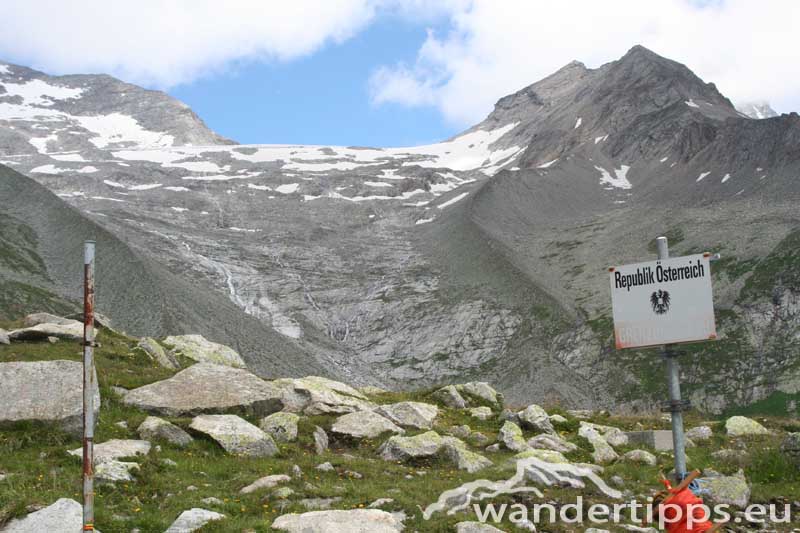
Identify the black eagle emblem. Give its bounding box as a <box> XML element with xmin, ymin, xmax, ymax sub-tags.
<box><xmin>650</xmin><ymin>290</ymin><xmax>671</xmax><ymax>315</ymax></box>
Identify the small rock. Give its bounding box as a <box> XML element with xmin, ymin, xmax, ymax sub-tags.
<box><xmin>514</xmin><ymin>448</ymin><xmax>570</xmax><ymax>464</ymax></box>
<box><xmin>485</xmin><ymin>443</ymin><xmax>501</xmax><ymax>453</ymax></box>
<box><xmin>164</xmin><ymin>508</ymin><xmax>225</xmax><ymax>532</ymax></box>
<box><xmin>273</xmin><ymin>487</ymin><xmax>295</xmax><ymax>499</ymax></box>
<box><xmin>186</xmin><ymin>485</ymin><xmax>198</xmax><ymax>491</ymax></box>
<box><xmin>0</xmin><ymin>328</ymin><xmax>9</xmax><ymax>345</ymax></box>
<box><xmin>725</xmin><ymin>416</ymin><xmax>769</xmax><ymax>437</ymax></box>
<box><xmin>163</xmin><ymin>334</ymin><xmax>245</xmax><ymax>367</ymax></box>
<box><xmin>623</xmin><ymin>449</ymin><xmax>657</xmax><ymax>466</ymax></box>
<box><xmin>527</xmin><ymin>433</ymin><xmax>577</xmax><ymax>453</ymax></box>
<box><xmin>470</xmin><ymin>432</ymin><xmax>490</xmax><ymax>446</ymax></box>
<box><xmin>95</xmin><ymin>460</ymin><xmax>139</xmax><ymax>483</ymax></box>
<box><xmin>456</xmin><ymin>522</ymin><xmax>507</xmax><ymax>532</ymax></box>
<box><xmin>432</xmin><ymin>385</ymin><xmax>467</xmax><ymax>409</ymax></box>
<box><xmin>292</xmin><ymin>464</ymin><xmax>303</xmax><ymax>478</ymax></box>
<box><xmin>299</xmin><ymin>497</ymin><xmax>341</xmax><ymax>510</ymax></box>
<box><xmin>316</xmin><ymin>462</ymin><xmax>335</xmax><ymax>472</ymax></box>
<box><xmin>442</xmin><ymin>438</ymin><xmax>493</xmax><ymax>473</ymax></box>
<box><xmin>47</xmin><ymin>336</ymin><xmax>58</xmax><ymax>344</ymax></box>
<box><xmin>201</xmin><ymin>497</ymin><xmax>223</xmax><ymax>506</ymax></box>
<box><xmin>162</xmin><ymin>458</ymin><xmax>178</xmax><ymax>467</ymax></box>
<box><xmin>115</xmin><ymin>420</ymin><xmax>128</xmax><ymax>429</ymax></box>
<box><xmin>457</xmin><ymin>382</ymin><xmax>502</xmax><ymax>407</ymax></box>
<box><xmin>468</xmin><ymin>406</ymin><xmax>493</xmax><ymax>420</ymax></box>
<box><xmin>271</xmin><ymin>509</ymin><xmax>404</xmax><ymax>532</ymax></box>
<box><xmin>566</xmin><ymin>409</ymin><xmax>592</xmax><ymax>419</ymax></box>
<box><xmin>189</xmin><ymin>414</ymin><xmax>278</xmax><ymax>457</ymax></box>
<box><xmin>376</xmin><ymin>401</ymin><xmax>438</xmax><ymax>429</ymax></box>
<box><xmin>368</xmin><ymin>498</ymin><xmax>394</xmax><ymax>508</ymax></box>
<box><xmin>450</xmin><ymin>425</ymin><xmax>472</xmax><ymax>439</ymax></box>
<box><xmin>68</xmin><ymin>439</ymin><xmax>151</xmax><ymax>462</ymax></box>
<box><xmin>685</xmin><ymin>425</ymin><xmax>713</xmax><ymax>441</ymax></box>
<box><xmin>549</xmin><ymin>414</ymin><xmax>568</xmax><ymax>424</ymax></box>
<box><xmin>138</xmin><ymin>416</ymin><xmax>193</xmax><ymax>447</ymax></box>
<box><xmin>611</xmin><ymin>475</ymin><xmax>625</xmax><ymax>487</ymax></box>
<box><xmin>498</xmin><ymin>409</ymin><xmax>519</xmax><ymax>424</ymax></box>
<box><xmin>313</xmin><ymin>426</ymin><xmax>329</xmax><ymax>454</ymax></box>
<box><xmin>580</xmin><ymin>421</ymin><xmax>628</xmax><ymax>447</ymax></box>
<box><xmin>240</xmin><ymin>474</ymin><xmax>292</xmax><ymax>494</ymax></box>
<box><xmin>259</xmin><ymin>412</ymin><xmax>300</xmax><ymax>442</ymax></box>
<box><xmin>378</xmin><ymin>431</ymin><xmax>443</xmax><ymax>461</ymax></box>
<box><xmin>344</xmin><ymin>470</ymin><xmax>363</xmax><ymax>479</ymax></box>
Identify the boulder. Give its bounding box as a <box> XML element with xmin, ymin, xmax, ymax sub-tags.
<box><xmin>259</xmin><ymin>412</ymin><xmax>300</xmax><ymax>442</ymax></box>
<box><xmin>0</xmin><ymin>498</ymin><xmax>86</xmax><ymax>533</ymax></box>
<box><xmin>137</xmin><ymin>337</ymin><xmax>179</xmax><ymax>369</ymax></box>
<box><xmin>123</xmin><ymin>363</ymin><xmax>283</xmax><ymax>417</ymax></box>
<box><xmin>456</xmin><ymin>522</ymin><xmax>507</xmax><ymax>533</ymax></box>
<box><xmin>579</xmin><ymin>426</ymin><xmax>618</xmax><ymax>465</ymax></box>
<box><xmin>697</xmin><ymin>470</ymin><xmax>751</xmax><ymax>508</ymax></box>
<box><xmin>725</xmin><ymin>416</ymin><xmax>769</xmax><ymax>437</ymax></box>
<box><xmin>781</xmin><ymin>432</ymin><xmax>800</xmax><ymax>463</ymax></box>
<box><xmin>8</xmin><ymin>322</ymin><xmax>83</xmax><ymax>341</ymax></box>
<box><xmin>0</xmin><ymin>360</ymin><xmax>99</xmax><ymax>437</ymax></box>
<box><xmin>189</xmin><ymin>415</ymin><xmax>278</xmax><ymax>457</ymax></box>
<box><xmin>68</xmin><ymin>439</ymin><xmax>151</xmax><ymax>462</ymax></box>
<box><xmin>163</xmin><ymin>334</ymin><xmax>245</xmax><ymax>368</ymax></box>
<box><xmin>332</xmin><ymin>411</ymin><xmax>404</xmax><ymax>439</ymax></box>
<box><xmin>95</xmin><ymin>460</ymin><xmax>139</xmax><ymax>483</ymax></box>
<box><xmin>468</xmin><ymin>406</ymin><xmax>493</xmax><ymax>420</ymax></box>
<box><xmin>375</xmin><ymin>402</ymin><xmax>438</xmax><ymax>429</ymax></box>
<box><xmin>379</xmin><ymin>431</ymin><xmax>443</xmax><ymax>461</ymax></box>
<box><xmin>441</xmin><ymin>437</ymin><xmax>493</xmax><ymax>473</ymax></box>
<box><xmin>457</xmin><ymin>382</ymin><xmax>502</xmax><ymax>407</ymax></box>
<box><xmin>432</xmin><ymin>385</ymin><xmax>467</xmax><ymax>409</ymax></box>
<box><xmin>313</xmin><ymin>426</ymin><xmax>329</xmax><ymax>454</ymax></box>
<box><xmin>271</xmin><ymin>509</ymin><xmax>404</xmax><ymax>532</ymax></box>
<box><xmin>240</xmin><ymin>474</ymin><xmax>291</xmax><ymax>494</ymax></box>
<box><xmin>517</xmin><ymin>404</ymin><xmax>555</xmax><ymax>434</ymax></box>
<box><xmin>549</xmin><ymin>414</ymin><xmax>568</xmax><ymax>424</ymax></box>
<box><xmin>22</xmin><ymin>312</ymin><xmax>79</xmax><ymax>327</ymax></box>
<box><xmin>622</xmin><ymin>449</ymin><xmax>657</xmax><ymax>466</ymax></box>
<box><xmin>0</xmin><ymin>328</ymin><xmax>9</xmax><ymax>345</ymax></box>
<box><xmin>685</xmin><ymin>425</ymin><xmax>713</xmax><ymax>441</ymax></box>
<box><xmin>275</xmin><ymin>376</ymin><xmax>375</xmax><ymax>415</ymax></box>
<box><xmin>137</xmin><ymin>416</ymin><xmax>193</xmax><ymax>447</ymax></box>
<box><xmin>580</xmin><ymin>421</ymin><xmax>628</xmax><ymax>447</ymax></box>
<box><xmin>498</xmin><ymin>421</ymin><xmax>528</xmax><ymax>452</ymax></box>
<box><xmin>527</xmin><ymin>434</ymin><xmax>578</xmax><ymax>453</ymax></box>
<box><xmin>164</xmin><ymin>508</ymin><xmax>225</xmax><ymax>532</ymax></box>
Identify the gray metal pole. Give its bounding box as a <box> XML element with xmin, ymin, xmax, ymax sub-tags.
<box><xmin>656</xmin><ymin>236</ymin><xmax>687</xmax><ymax>482</ymax></box>
<box><xmin>82</xmin><ymin>240</ymin><xmax>96</xmax><ymax>531</ymax></box>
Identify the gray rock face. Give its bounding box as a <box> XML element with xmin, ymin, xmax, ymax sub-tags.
<box><xmin>259</xmin><ymin>412</ymin><xmax>300</xmax><ymax>442</ymax></box>
<box><xmin>123</xmin><ymin>363</ymin><xmax>283</xmax><ymax>416</ymax></box>
<box><xmin>164</xmin><ymin>508</ymin><xmax>225</xmax><ymax>533</ymax></box>
<box><xmin>331</xmin><ymin>411</ymin><xmax>404</xmax><ymax>439</ymax></box>
<box><xmin>725</xmin><ymin>416</ymin><xmax>769</xmax><ymax>437</ymax></box>
<box><xmin>375</xmin><ymin>402</ymin><xmax>438</xmax><ymax>429</ymax></box>
<box><xmin>68</xmin><ymin>439</ymin><xmax>151</xmax><ymax>462</ymax></box>
<box><xmin>379</xmin><ymin>431</ymin><xmax>444</xmax><ymax>461</ymax></box>
<box><xmin>189</xmin><ymin>414</ymin><xmax>278</xmax><ymax>457</ymax></box>
<box><xmin>517</xmin><ymin>404</ymin><xmax>555</xmax><ymax>434</ymax></box>
<box><xmin>0</xmin><ymin>360</ymin><xmax>99</xmax><ymax>436</ymax></box>
<box><xmin>8</xmin><ymin>322</ymin><xmax>83</xmax><ymax>341</ymax></box>
<box><xmin>271</xmin><ymin>509</ymin><xmax>404</xmax><ymax>532</ymax></box>
<box><xmin>0</xmin><ymin>498</ymin><xmax>84</xmax><ymax>533</ymax></box>
<box><xmin>137</xmin><ymin>337</ymin><xmax>179</xmax><ymax>369</ymax></box>
<box><xmin>163</xmin><ymin>334</ymin><xmax>245</xmax><ymax>368</ymax></box>
<box><xmin>137</xmin><ymin>416</ymin><xmax>193</xmax><ymax>447</ymax></box>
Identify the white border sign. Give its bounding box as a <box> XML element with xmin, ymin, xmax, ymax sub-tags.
<box><xmin>609</xmin><ymin>253</ymin><xmax>716</xmax><ymax>349</ymax></box>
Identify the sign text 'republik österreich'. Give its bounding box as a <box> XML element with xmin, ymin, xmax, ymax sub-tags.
<box><xmin>609</xmin><ymin>253</ymin><xmax>717</xmax><ymax>349</ymax></box>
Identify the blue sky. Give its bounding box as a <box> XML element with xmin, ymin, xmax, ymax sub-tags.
<box><xmin>170</xmin><ymin>15</ymin><xmax>457</xmax><ymax>147</ymax></box>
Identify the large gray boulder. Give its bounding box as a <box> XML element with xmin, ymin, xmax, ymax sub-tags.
<box><xmin>22</xmin><ymin>313</ymin><xmax>79</xmax><ymax>327</ymax></box>
<box><xmin>271</xmin><ymin>509</ymin><xmax>404</xmax><ymax>532</ymax></box>
<box><xmin>0</xmin><ymin>498</ymin><xmax>86</xmax><ymax>533</ymax></box>
<box><xmin>579</xmin><ymin>425</ymin><xmax>619</xmax><ymax>464</ymax></box>
<box><xmin>95</xmin><ymin>460</ymin><xmax>139</xmax><ymax>484</ymax></box>
<box><xmin>498</xmin><ymin>421</ymin><xmax>528</xmax><ymax>452</ymax></box>
<box><xmin>189</xmin><ymin>414</ymin><xmax>278</xmax><ymax>457</ymax></box>
<box><xmin>68</xmin><ymin>439</ymin><xmax>151</xmax><ymax>462</ymax></box>
<box><xmin>137</xmin><ymin>416</ymin><xmax>193</xmax><ymax>447</ymax></box>
<box><xmin>517</xmin><ymin>404</ymin><xmax>555</xmax><ymax>434</ymax></box>
<box><xmin>441</xmin><ymin>437</ymin><xmax>493</xmax><ymax>473</ymax></box>
<box><xmin>697</xmin><ymin>470</ymin><xmax>751</xmax><ymax>508</ymax></box>
<box><xmin>457</xmin><ymin>382</ymin><xmax>502</xmax><ymax>407</ymax></box>
<box><xmin>331</xmin><ymin>411</ymin><xmax>404</xmax><ymax>439</ymax></box>
<box><xmin>137</xmin><ymin>337</ymin><xmax>179</xmax><ymax>369</ymax></box>
<box><xmin>275</xmin><ymin>376</ymin><xmax>375</xmax><ymax>415</ymax></box>
<box><xmin>379</xmin><ymin>431</ymin><xmax>444</xmax><ymax>461</ymax></box>
<box><xmin>164</xmin><ymin>508</ymin><xmax>225</xmax><ymax>532</ymax></box>
<box><xmin>0</xmin><ymin>360</ymin><xmax>99</xmax><ymax>437</ymax></box>
<box><xmin>122</xmin><ymin>363</ymin><xmax>283</xmax><ymax>416</ymax></box>
<box><xmin>8</xmin><ymin>322</ymin><xmax>83</xmax><ymax>341</ymax></box>
<box><xmin>163</xmin><ymin>334</ymin><xmax>245</xmax><ymax>368</ymax></box>
<box><xmin>375</xmin><ymin>402</ymin><xmax>438</xmax><ymax>429</ymax></box>
<box><xmin>432</xmin><ymin>385</ymin><xmax>467</xmax><ymax>409</ymax></box>
<box><xmin>725</xmin><ymin>416</ymin><xmax>769</xmax><ymax>437</ymax></box>
<box><xmin>259</xmin><ymin>412</ymin><xmax>300</xmax><ymax>443</ymax></box>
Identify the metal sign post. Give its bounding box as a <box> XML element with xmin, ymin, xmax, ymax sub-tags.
<box><xmin>657</xmin><ymin>236</ymin><xmax>687</xmax><ymax>482</ymax></box>
<box><xmin>82</xmin><ymin>240</ymin><xmax>96</xmax><ymax>531</ymax></box>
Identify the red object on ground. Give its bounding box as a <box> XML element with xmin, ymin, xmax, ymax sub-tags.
<box><xmin>657</xmin><ymin>479</ymin><xmax>714</xmax><ymax>532</ymax></box>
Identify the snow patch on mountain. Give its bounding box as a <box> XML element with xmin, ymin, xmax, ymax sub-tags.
<box><xmin>595</xmin><ymin>165</ymin><xmax>632</xmax><ymax>189</ymax></box>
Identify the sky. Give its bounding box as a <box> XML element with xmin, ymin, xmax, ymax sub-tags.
<box><xmin>0</xmin><ymin>0</ymin><xmax>798</xmax><ymax>146</ymax></box>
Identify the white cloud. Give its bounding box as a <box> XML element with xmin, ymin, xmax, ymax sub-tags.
<box><xmin>0</xmin><ymin>0</ymin><xmax>379</xmax><ymax>87</ymax></box>
<box><xmin>370</xmin><ymin>0</ymin><xmax>800</xmax><ymax>126</ymax></box>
